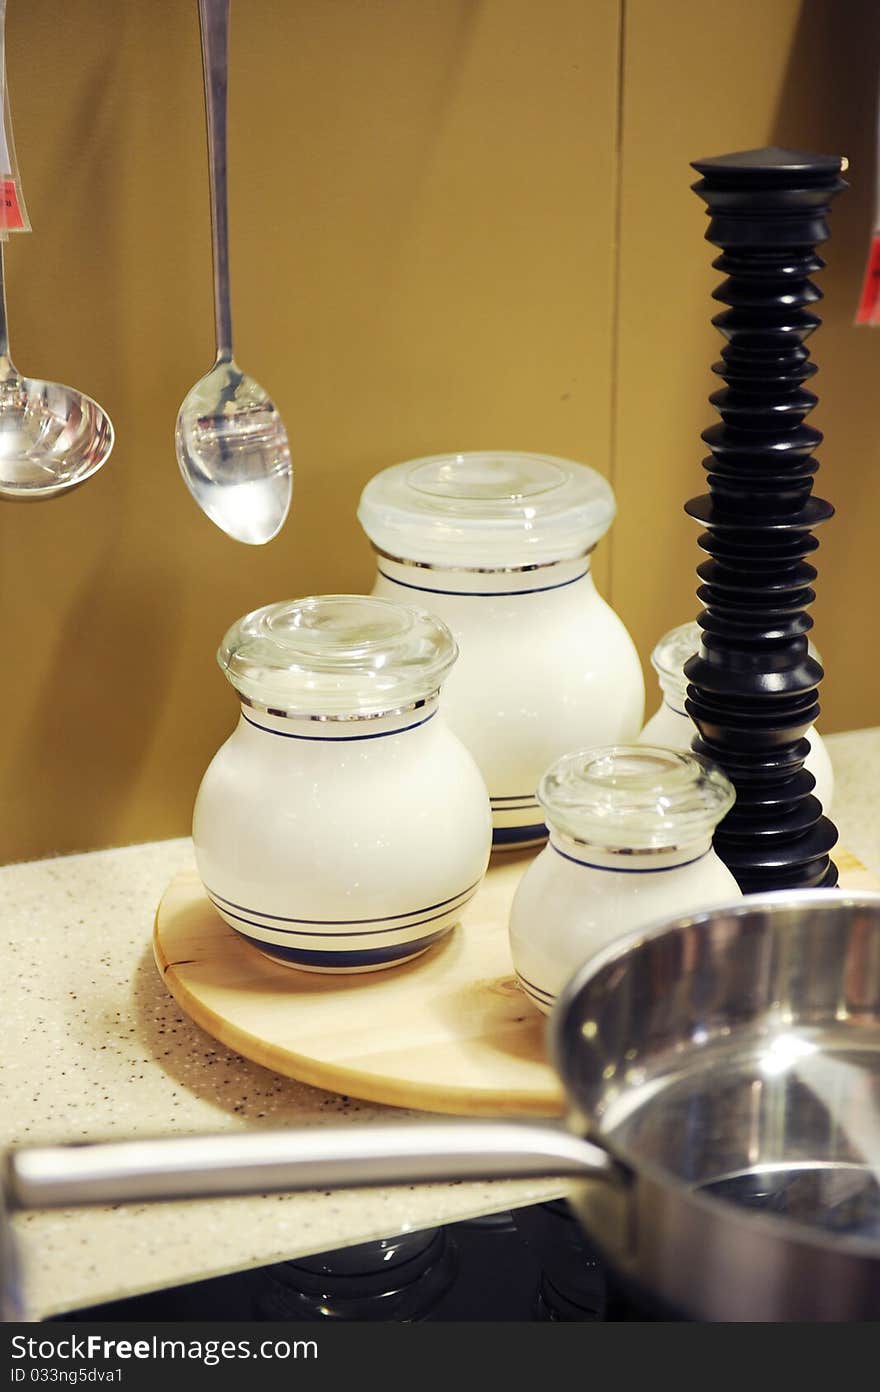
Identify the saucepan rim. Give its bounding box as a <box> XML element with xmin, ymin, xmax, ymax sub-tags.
<box><xmin>549</xmin><ymin>887</ymin><xmax>880</xmax><ymax>1261</ymax></box>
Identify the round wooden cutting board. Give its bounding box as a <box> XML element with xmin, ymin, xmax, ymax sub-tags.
<box><xmin>154</xmin><ymin>846</ymin><xmax>876</xmax><ymax>1119</ymax></box>
<box><xmin>154</xmin><ymin>849</ymin><xmax>565</xmax><ymax>1117</ymax></box>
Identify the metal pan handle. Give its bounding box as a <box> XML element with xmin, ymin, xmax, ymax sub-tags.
<box><xmin>4</xmin><ymin>1121</ymin><xmax>622</xmax><ymax>1210</ymax></box>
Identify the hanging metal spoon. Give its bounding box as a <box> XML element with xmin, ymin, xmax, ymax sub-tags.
<box><xmin>175</xmin><ymin>0</ymin><xmax>292</xmax><ymax>546</ymax></box>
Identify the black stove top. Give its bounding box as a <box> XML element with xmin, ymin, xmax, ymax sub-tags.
<box><xmin>52</xmin><ymin>1200</ymin><xmax>658</xmax><ymax>1323</ymax></box>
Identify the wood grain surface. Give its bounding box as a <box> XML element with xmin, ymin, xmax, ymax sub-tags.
<box><xmin>154</xmin><ymin>846</ymin><xmax>877</xmax><ymax>1119</ymax></box>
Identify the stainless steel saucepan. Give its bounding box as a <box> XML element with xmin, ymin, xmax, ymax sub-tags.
<box><xmin>5</xmin><ymin>891</ymin><xmax>880</xmax><ymax>1322</ymax></box>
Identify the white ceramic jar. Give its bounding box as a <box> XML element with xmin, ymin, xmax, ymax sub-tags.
<box><xmin>358</xmin><ymin>451</ymin><xmax>645</xmax><ymax>849</ymax></box>
<box><xmin>193</xmin><ymin>595</ymin><xmax>492</xmax><ymax>973</ymax></box>
<box><xmin>509</xmin><ymin>745</ymin><xmax>741</xmax><ymax>1015</ymax></box>
<box><xmin>639</xmin><ymin>620</ymin><xmax>834</xmax><ymax>812</ymax></box>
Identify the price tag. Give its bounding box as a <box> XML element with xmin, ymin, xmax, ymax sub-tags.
<box><xmin>856</xmin><ymin>233</ymin><xmax>880</xmax><ymax>324</ymax></box>
<box><xmin>0</xmin><ymin>174</ymin><xmax>24</xmax><ymax>231</ymax></box>
<box><xmin>0</xmin><ymin>2</ymin><xmax>30</xmax><ymax>234</ymax></box>
<box><xmin>856</xmin><ymin>83</ymin><xmax>880</xmax><ymax>323</ymax></box>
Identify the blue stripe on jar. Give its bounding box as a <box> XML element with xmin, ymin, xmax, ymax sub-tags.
<box><xmin>516</xmin><ymin>969</ymin><xmax>555</xmax><ymax>1002</ymax></box>
<box><xmin>241</xmin><ymin>708</ymin><xmax>437</xmax><ymax>742</ymax></box>
<box><xmin>492</xmin><ymin>823</ymin><xmax>548</xmax><ymax>846</ymax></box>
<box><xmin>377</xmin><ymin>568</ymin><xmax>588</xmax><ymax>598</ymax></box>
<box><xmin>205</xmin><ymin>878</ymin><xmax>482</xmax><ymax>926</ymax></box>
<box><xmin>233</xmin><ymin>923</ymin><xmax>453</xmax><ymax>967</ymax></box>
<box><xmin>209</xmin><ymin>890</ymin><xmax>477</xmax><ymax>939</ymax></box>
<box><xmin>516</xmin><ymin>971</ymin><xmax>555</xmax><ymax>1009</ymax></box>
<box><xmin>551</xmin><ymin>843</ymin><xmax>710</xmax><ymax>873</ymax></box>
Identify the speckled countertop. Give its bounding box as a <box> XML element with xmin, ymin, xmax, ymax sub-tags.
<box><xmin>2</xmin><ymin>727</ymin><xmax>878</xmax><ymax>1321</ymax></box>
<box><xmin>1</xmin><ymin>843</ymin><xmax>568</xmax><ymax>1321</ymax></box>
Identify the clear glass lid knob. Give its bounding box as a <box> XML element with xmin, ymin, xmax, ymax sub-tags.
<box><xmin>358</xmin><ymin>451</ymin><xmax>617</xmax><ymax>568</ymax></box>
<box><xmin>538</xmin><ymin>745</ymin><xmax>736</xmax><ymax>852</ymax></box>
<box><xmin>218</xmin><ymin>594</ymin><xmax>458</xmax><ymax>718</ymax></box>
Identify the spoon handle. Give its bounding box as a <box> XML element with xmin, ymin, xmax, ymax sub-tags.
<box><xmin>0</xmin><ymin>0</ymin><xmax>15</xmax><ymax>369</ymax></box>
<box><xmin>198</xmin><ymin>0</ymin><xmax>233</xmax><ymax>361</ymax></box>
<box><xmin>0</xmin><ymin>242</ymin><xmax>9</xmax><ymax>362</ymax></box>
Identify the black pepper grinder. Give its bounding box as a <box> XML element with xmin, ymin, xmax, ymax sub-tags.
<box><xmin>684</xmin><ymin>147</ymin><xmax>847</xmax><ymax>893</ymax></box>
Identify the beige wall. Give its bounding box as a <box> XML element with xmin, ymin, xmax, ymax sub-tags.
<box><xmin>612</xmin><ymin>0</ymin><xmax>880</xmax><ymax>741</ymax></box>
<box><xmin>1</xmin><ymin>0</ymin><xmax>877</xmax><ymax>864</ymax></box>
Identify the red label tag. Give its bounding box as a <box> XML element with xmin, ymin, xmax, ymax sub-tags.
<box><xmin>856</xmin><ymin>231</ymin><xmax>880</xmax><ymax>324</ymax></box>
<box><xmin>0</xmin><ymin>176</ymin><xmax>24</xmax><ymax>232</ymax></box>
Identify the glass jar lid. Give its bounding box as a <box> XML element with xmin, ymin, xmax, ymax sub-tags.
<box><xmin>538</xmin><ymin>745</ymin><xmax>735</xmax><ymax>851</ymax></box>
<box><xmin>218</xmin><ymin>594</ymin><xmax>458</xmax><ymax>717</ymax></box>
<box><xmin>357</xmin><ymin>451</ymin><xmax>616</xmax><ymax>569</ymax></box>
<box><xmin>653</xmin><ymin>620</ymin><xmax>822</xmax><ymax>698</ymax></box>
<box><xmin>651</xmin><ymin>621</ymin><xmax>704</xmax><ymax>696</ymax></box>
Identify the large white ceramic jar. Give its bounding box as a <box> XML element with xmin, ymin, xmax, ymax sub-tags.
<box><xmin>193</xmin><ymin>595</ymin><xmax>492</xmax><ymax>973</ymax></box>
<box><xmin>509</xmin><ymin>745</ymin><xmax>741</xmax><ymax>1015</ymax></box>
<box><xmin>358</xmin><ymin>452</ymin><xmax>645</xmax><ymax>850</ymax></box>
<box><xmin>639</xmin><ymin>620</ymin><xmax>834</xmax><ymax>812</ymax></box>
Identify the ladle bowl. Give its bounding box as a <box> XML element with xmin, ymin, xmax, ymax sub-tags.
<box><xmin>0</xmin><ymin>368</ymin><xmax>114</xmax><ymax>500</ymax></box>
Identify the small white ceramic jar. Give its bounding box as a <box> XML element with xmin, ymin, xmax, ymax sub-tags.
<box><xmin>509</xmin><ymin>745</ymin><xmax>741</xmax><ymax>1015</ymax></box>
<box><xmin>193</xmin><ymin>595</ymin><xmax>492</xmax><ymax>973</ymax></box>
<box><xmin>358</xmin><ymin>451</ymin><xmax>645</xmax><ymax>849</ymax></box>
<box><xmin>639</xmin><ymin>620</ymin><xmax>834</xmax><ymax>812</ymax></box>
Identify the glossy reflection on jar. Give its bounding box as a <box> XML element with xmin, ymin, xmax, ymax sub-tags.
<box><xmin>509</xmin><ymin>745</ymin><xmax>741</xmax><ymax>1015</ymax></box>
<box><xmin>639</xmin><ymin>620</ymin><xmax>834</xmax><ymax>812</ymax></box>
<box><xmin>193</xmin><ymin>595</ymin><xmax>492</xmax><ymax>973</ymax></box>
<box><xmin>358</xmin><ymin>452</ymin><xmax>644</xmax><ymax>851</ymax></box>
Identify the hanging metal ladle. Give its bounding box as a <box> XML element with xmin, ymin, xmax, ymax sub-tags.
<box><xmin>0</xmin><ymin>0</ymin><xmax>114</xmax><ymax>502</ymax></box>
<box><xmin>0</xmin><ymin>243</ymin><xmax>115</xmax><ymax>500</ymax></box>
